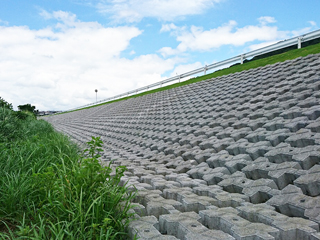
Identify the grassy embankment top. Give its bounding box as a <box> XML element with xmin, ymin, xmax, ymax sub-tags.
<box><xmin>63</xmin><ymin>41</ymin><xmax>320</xmax><ymax>113</ymax></box>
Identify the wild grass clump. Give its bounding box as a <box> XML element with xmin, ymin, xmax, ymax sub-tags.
<box><xmin>0</xmin><ymin>105</ymin><xmax>136</xmax><ymax>239</ymax></box>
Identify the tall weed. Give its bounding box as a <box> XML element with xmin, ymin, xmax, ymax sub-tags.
<box><xmin>0</xmin><ymin>107</ymin><xmax>135</xmax><ymax>239</ymax></box>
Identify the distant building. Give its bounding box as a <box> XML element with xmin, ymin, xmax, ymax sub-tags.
<box><xmin>37</xmin><ymin>111</ymin><xmax>62</xmax><ymax>116</ymax></box>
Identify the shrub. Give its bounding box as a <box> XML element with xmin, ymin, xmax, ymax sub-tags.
<box><xmin>0</xmin><ymin>107</ymin><xmax>22</xmax><ymax>143</ymax></box>
<box><xmin>0</xmin><ymin>97</ymin><xmax>13</xmax><ymax>110</ymax></box>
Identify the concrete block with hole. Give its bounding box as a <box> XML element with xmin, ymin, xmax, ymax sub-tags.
<box><xmin>199</xmin><ymin>207</ymin><xmax>280</xmax><ymax>240</ymax></box>
<box><xmin>218</xmin><ymin>173</ymin><xmax>278</xmax><ymax>194</ymax></box>
<box><xmin>163</xmin><ymin>187</ymin><xmax>217</xmax><ymax>213</ymax></box>
<box><xmin>202</xmin><ymin>166</ymin><xmax>231</xmax><ymax>185</ymax></box>
<box><xmin>294</xmin><ymin>164</ymin><xmax>320</xmax><ymax>196</ymax></box>
<box><xmin>193</xmin><ymin>185</ymin><xmax>249</xmax><ymax>208</ymax></box>
<box><xmin>237</xmin><ymin>203</ymin><xmax>319</xmax><ymax>240</ymax></box>
<box><xmin>266</xmin><ymin>184</ymin><xmax>320</xmax><ymax>224</ymax></box>
<box><xmin>242</xmin><ymin>160</ymin><xmax>305</xmax><ymax>190</ymax></box>
<box><xmin>159</xmin><ymin>211</ymin><xmax>234</xmax><ymax>240</ymax></box>
<box><xmin>129</xmin><ymin>215</ymin><xmax>179</xmax><ymax>240</ymax></box>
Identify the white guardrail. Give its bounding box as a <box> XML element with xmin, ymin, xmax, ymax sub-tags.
<box><xmin>66</xmin><ymin>28</ymin><xmax>320</xmax><ymax>112</ymax></box>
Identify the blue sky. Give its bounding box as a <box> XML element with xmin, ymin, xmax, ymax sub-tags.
<box><xmin>0</xmin><ymin>0</ymin><xmax>319</xmax><ymax>110</ymax></box>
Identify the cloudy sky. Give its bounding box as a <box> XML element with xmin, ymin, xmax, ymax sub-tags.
<box><xmin>0</xmin><ymin>0</ymin><xmax>319</xmax><ymax>111</ymax></box>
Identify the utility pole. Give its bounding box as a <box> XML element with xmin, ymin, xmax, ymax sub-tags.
<box><xmin>95</xmin><ymin>89</ymin><xmax>98</xmax><ymax>103</ymax></box>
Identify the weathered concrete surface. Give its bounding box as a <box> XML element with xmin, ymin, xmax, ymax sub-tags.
<box><xmin>43</xmin><ymin>53</ymin><xmax>320</xmax><ymax>239</ymax></box>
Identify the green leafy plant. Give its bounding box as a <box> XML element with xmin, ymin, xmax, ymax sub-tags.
<box><xmin>0</xmin><ymin>102</ymin><xmax>136</xmax><ymax>239</ymax></box>
<box><xmin>0</xmin><ymin>106</ymin><xmax>22</xmax><ymax>143</ymax></box>
<box><xmin>30</xmin><ymin>136</ymin><xmax>135</xmax><ymax>239</ymax></box>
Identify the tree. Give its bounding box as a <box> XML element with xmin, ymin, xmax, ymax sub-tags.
<box><xmin>18</xmin><ymin>104</ymin><xmax>39</xmax><ymax>117</ymax></box>
<box><xmin>0</xmin><ymin>97</ymin><xmax>13</xmax><ymax>110</ymax></box>
<box><xmin>18</xmin><ymin>104</ymin><xmax>36</xmax><ymax>113</ymax></box>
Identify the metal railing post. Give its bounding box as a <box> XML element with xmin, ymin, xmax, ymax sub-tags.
<box><xmin>204</xmin><ymin>65</ymin><xmax>207</xmax><ymax>75</ymax></box>
<box><xmin>298</xmin><ymin>37</ymin><xmax>302</xmax><ymax>49</ymax></box>
<box><xmin>241</xmin><ymin>54</ymin><xmax>245</xmax><ymax>64</ymax></box>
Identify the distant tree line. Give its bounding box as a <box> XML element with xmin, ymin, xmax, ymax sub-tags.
<box><xmin>0</xmin><ymin>97</ymin><xmax>39</xmax><ymax>120</ymax></box>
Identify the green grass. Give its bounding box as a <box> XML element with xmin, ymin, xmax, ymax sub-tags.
<box><xmin>0</xmin><ymin>107</ymin><xmax>136</xmax><ymax>239</ymax></box>
<box><xmin>57</xmin><ymin>41</ymin><xmax>320</xmax><ymax>114</ymax></box>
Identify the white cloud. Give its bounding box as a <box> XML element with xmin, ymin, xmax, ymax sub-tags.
<box><xmin>291</xmin><ymin>21</ymin><xmax>318</xmax><ymax>36</ymax></box>
<box><xmin>96</xmin><ymin>0</ymin><xmax>223</xmax><ymax>23</ymax></box>
<box><xmin>0</xmin><ymin>19</ymin><xmax>9</xmax><ymax>25</ymax></box>
<box><xmin>159</xmin><ymin>46</ymin><xmax>181</xmax><ymax>57</ymax></box>
<box><xmin>0</xmin><ymin>11</ymin><xmax>177</xmax><ymax>110</ymax></box>
<box><xmin>248</xmin><ymin>41</ymin><xmax>278</xmax><ymax>51</ymax></box>
<box><xmin>247</xmin><ymin>20</ymin><xmax>318</xmax><ymax>52</ymax></box>
<box><xmin>159</xmin><ymin>18</ymin><xmax>289</xmax><ymax>56</ymax></box>
<box><xmin>309</xmin><ymin>21</ymin><xmax>317</xmax><ymax>26</ymax></box>
<box><xmin>169</xmin><ymin>62</ymin><xmax>203</xmax><ymax>77</ymax></box>
<box><xmin>160</xmin><ymin>23</ymin><xmax>178</xmax><ymax>33</ymax></box>
<box><xmin>258</xmin><ymin>16</ymin><xmax>276</xmax><ymax>25</ymax></box>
